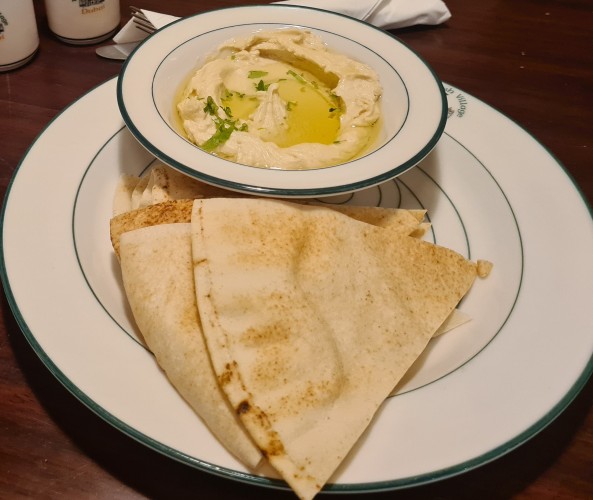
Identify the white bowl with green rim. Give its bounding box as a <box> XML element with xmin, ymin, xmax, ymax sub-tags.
<box><xmin>117</xmin><ymin>4</ymin><xmax>446</xmax><ymax>197</ymax></box>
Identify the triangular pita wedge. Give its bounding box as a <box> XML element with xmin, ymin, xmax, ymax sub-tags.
<box><xmin>113</xmin><ymin>162</ymin><xmax>245</xmax><ymax>216</ymax></box>
<box><xmin>146</xmin><ymin>162</ymin><xmax>240</xmax><ymax>205</ymax></box>
<box><xmin>113</xmin><ymin>163</ymin><xmax>430</xmax><ymax>232</ymax></box>
<box><xmin>191</xmin><ymin>198</ymin><xmax>478</xmax><ymax>499</ymax></box>
<box><xmin>323</xmin><ymin>204</ymin><xmax>425</xmax><ymax>224</ymax></box>
<box><xmin>110</xmin><ymin>199</ymin><xmax>426</xmax><ymax>260</ymax></box>
<box><xmin>118</xmin><ymin>223</ymin><xmax>263</xmax><ymax>468</ymax></box>
<box><xmin>110</xmin><ymin>199</ymin><xmax>193</xmax><ymax>259</ymax></box>
<box><xmin>111</xmin><ymin>199</ymin><xmax>433</xmax><ymax>472</ymax></box>
<box><xmin>319</xmin><ymin>204</ymin><xmax>425</xmax><ymax>231</ymax></box>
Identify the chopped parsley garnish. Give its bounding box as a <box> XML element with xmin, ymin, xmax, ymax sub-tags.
<box><xmin>201</xmin><ymin>119</ymin><xmax>236</xmax><ymax>151</ymax></box>
<box><xmin>203</xmin><ymin>96</ymin><xmax>218</xmax><ymax>116</ymax></box>
<box><xmin>248</xmin><ymin>70</ymin><xmax>269</xmax><ymax>79</ymax></box>
<box><xmin>255</xmin><ymin>79</ymin><xmax>270</xmax><ymax>91</ymax></box>
<box><xmin>201</xmin><ymin>95</ymin><xmax>247</xmax><ymax>151</ymax></box>
<box><xmin>287</xmin><ymin>69</ymin><xmax>306</xmax><ymax>84</ymax></box>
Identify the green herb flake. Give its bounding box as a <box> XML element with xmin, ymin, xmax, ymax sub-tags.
<box><xmin>248</xmin><ymin>70</ymin><xmax>269</xmax><ymax>79</ymax></box>
<box><xmin>255</xmin><ymin>79</ymin><xmax>270</xmax><ymax>91</ymax></box>
<box><xmin>201</xmin><ymin>118</ymin><xmax>234</xmax><ymax>151</ymax></box>
<box><xmin>200</xmin><ymin>96</ymin><xmax>247</xmax><ymax>151</ymax></box>
<box><xmin>287</xmin><ymin>70</ymin><xmax>306</xmax><ymax>84</ymax></box>
<box><xmin>203</xmin><ymin>96</ymin><xmax>218</xmax><ymax>116</ymax></box>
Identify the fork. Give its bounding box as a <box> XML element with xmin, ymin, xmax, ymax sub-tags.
<box><xmin>130</xmin><ymin>6</ymin><xmax>156</xmax><ymax>34</ymax></box>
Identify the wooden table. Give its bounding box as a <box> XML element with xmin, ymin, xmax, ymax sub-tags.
<box><xmin>1</xmin><ymin>0</ymin><xmax>592</xmax><ymax>497</ymax></box>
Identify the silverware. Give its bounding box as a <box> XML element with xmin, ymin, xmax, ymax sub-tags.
<box><xmin>130</xmin><ymin>6</ymin><xmax>156</xmax><ymax>34</ymax></box>
<box><xmin>95</xmin><ymin>41</ymin><xmax>140</xmax><ymax>60</ymax></box>
<box><xmin>95</xmin><ymin>7</ymin><xmax>156</xmax><ymax>60</ymax></box>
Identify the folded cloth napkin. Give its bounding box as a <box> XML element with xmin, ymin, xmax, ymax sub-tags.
<box><xmin>278</xmin><ymin>0</ymin><xmax>450</xmax><ymax>29</ymax></box>
<box><xmin>113</xmin><ymin>0</ymin><xmax>450</xmax><ymax>44</ymax></box>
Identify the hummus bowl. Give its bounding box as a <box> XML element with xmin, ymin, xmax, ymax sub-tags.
<box><xmin>117</xmin><ymin>5</ymin><xmax>447</xmax><ymax>197</ymax></box>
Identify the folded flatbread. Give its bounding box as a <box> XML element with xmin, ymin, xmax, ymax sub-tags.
<box><xmin>118</xmin><ymin>222</ymin><xmax>263</xmax><ymax>468</ymax></box>
<box><xmin>110</xmin><ymin>198</ymin><xmax>427</xmax><ymax>259</ymax></box>
<box><xmin>112</xmin><ymin>195</ymin><xmax>479</xmax><ymax>499</ymax></box>
<box><xmin>112</xmin><ymin>162</ymin><xmax>242</xmax><ymax>216</ymax></box>
<box><xmin>112</xmin><ymin>163</ymin><xmax>430</xmax><ymax>230</ymax></box>
<box><xmin>110</xmin><ymin>199</ymin><xmax>193</xmax><ymax>258</ymax></box>
<box><xmin>191</xmin><ymin>198</ymin><xmax>479</xmax><ymax>500</ymax></box>
<box><xmin>111</xmin><ymin>198</ymin><xmax>430</xmax><ymax>471</ymax></box>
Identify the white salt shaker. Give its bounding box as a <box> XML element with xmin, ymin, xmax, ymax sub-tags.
<box><xmin>0</xmin><ymin>0</ymin><xmax>39</xmax><ymax>72</ymax></box>
<box><xmin>44</xmin><ymin>0</ymin><xmax>121</xmax><ymax>45</ymax></box>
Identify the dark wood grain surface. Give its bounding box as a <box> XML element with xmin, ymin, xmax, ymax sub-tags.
<box><xmin>1</xmin><ymin>1</ymin><xmax>592</xmax><ymax>498</ymax></box>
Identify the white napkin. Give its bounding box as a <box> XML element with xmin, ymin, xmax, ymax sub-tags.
<box><xmin>278</xmin><ymin>0</ymin><xmax>451</xmax><ymax>29</ymax></box>
<box><xmin>113</xmin><ymin>0</ymin><xmax>450</xmax><ymax>44</ymax></box>
<box><xmin>113</xmin><ymin>10</ymin><xmax>177</xmax><ymax>43</ymax></box>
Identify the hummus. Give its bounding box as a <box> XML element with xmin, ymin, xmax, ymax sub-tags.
<box><xmin>176</xmin><ymin>29</ymin><xmax>382</xmax><ymax>170</ymax></box>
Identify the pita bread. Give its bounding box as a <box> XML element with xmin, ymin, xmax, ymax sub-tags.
<box><xmin>111</xmin><ymin>199</ymin><xmax>429</xmax><ymax>466</ymax></box>
<box><xmin>112</xmin><ymin>163</ymin><xmax>244</xmax><ymax>217</ymax></box>
<box><xmin>317</xmin><ymin>204</ymin><xmax>426</xmax><ymax>232</ymax></box>
<box><xmin>110</xmin><ymin>199</ymin><xmax>193</xmax><ymax>259</ymax></box>
<box><xmin>191</xmin><ymin>198</ymin><xmax>478</xmax><ymax>499</ymax></box>
<box><xmin>146</xmin><ymin>162</ymin><xmax>239</xmax><ymax>205</ymax></box>
<box><xmin>110</xmin><ymin>199</ymin><xmax>426</xmax><ymax>260</ymax></box>
<box><xmin>113</xmin><ymin>163</ymin><xmax>429</xmax><ymax>229</ymax></box>
<box><xmin>118</xmin><ymin>223</ymin><xmax>262</xmax><ymax>468</ymax></box>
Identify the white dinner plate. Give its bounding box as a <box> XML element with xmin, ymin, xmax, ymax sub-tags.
<box><xmin>2</xmin><ymin>77</ymin><xmax>593</xmax><ymax>494</ymax></box>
